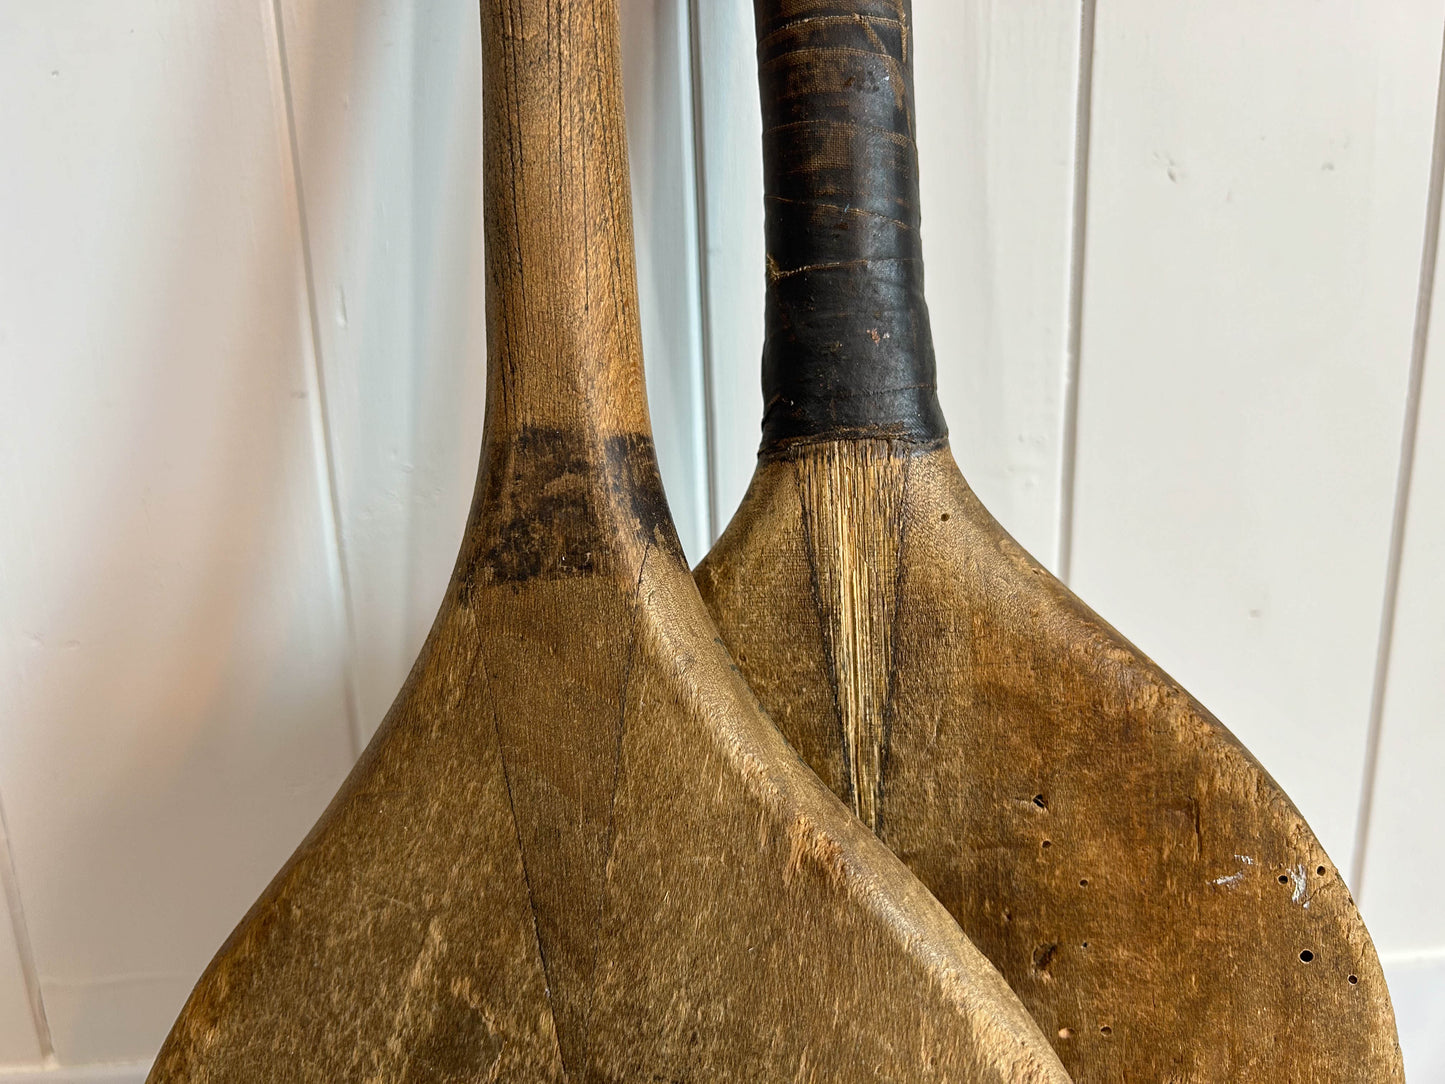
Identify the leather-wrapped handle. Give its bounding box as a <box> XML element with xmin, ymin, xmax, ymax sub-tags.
<box><xmin>755</xmin><ymin>0</ymin><xmax>946</xmax><ymax>452</ymax></box>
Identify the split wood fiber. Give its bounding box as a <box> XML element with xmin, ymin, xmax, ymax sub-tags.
<box><xmin>694</xmin><ymin>1</ymin><xmax>1406</xmax><ymax>1079</ymax></box>
<box><xmin>144</xmin><ymin>1</ymin><xmax>1074</xmax><ymax>1080</ymax></box>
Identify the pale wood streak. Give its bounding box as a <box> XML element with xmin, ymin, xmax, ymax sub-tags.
<box><xmin>796</xmin><ymin>440</ymin><xmax>907</xmax><ymax>831</ymax></box>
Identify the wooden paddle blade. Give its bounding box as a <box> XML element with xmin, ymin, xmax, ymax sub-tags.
<box><xmin>696</xmin><ymin>440</ymin><xmax>1405</xmax><ymax>1081</ymax></box>
<box><xmin>147</xmin><ymin>606</ymin><xmax>567</xmax><ymax>1081</ymax></box>
<box><xmin>702</xmin><ymin>0</ymin><xmax>1403</xmax><ymax>1076</ymax></box>
<box><xmin>146</xmin><ymin>482</ymin><xmax>1068</xmax><ymax>1082</ymax></box>
<box><xmin>145</xmin><ymin>0</ymin><xmax>1074</xmax><ymax>1079</ymax></box>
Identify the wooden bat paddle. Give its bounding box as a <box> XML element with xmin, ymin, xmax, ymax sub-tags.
<box><xmin>145</xmin><ymin>1</ymin><xmax>1073</xmax><ymax>1080</ymax></box>
<box><xmin>693</xmin><ymin>1</ymin><xmax>1404</xmax><ymax>1079</ymax></box>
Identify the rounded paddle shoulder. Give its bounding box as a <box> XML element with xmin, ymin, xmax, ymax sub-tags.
<box><xmin>463</xmin><ymin>546</ymin><xmax>1074</xmax><ymax>1083</ymax></box>
<box><xmin>697</xmin><ymin>440</ymin><xmax>1404</xmax><ymax>1083</ymax></box>
<box><xmin>149</xmin><ymin>539</ymin><xmax>1073</xmax><ymax>1084</ymax></box>
<box><xmin>146</xmin><ymin>599</ymin><xmax>567</xmax><ymax>1084</ymax></box>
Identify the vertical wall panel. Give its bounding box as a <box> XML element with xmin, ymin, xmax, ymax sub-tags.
<box><xmin>1360</xmin><ymin>213</ymin><xmax>1445</xmax><ymax>958</ymax></box>
<box><xmin>277</xmin><ymin>0</ymin><xmax>488</xmax><ymax>741</ymax></box>
<box><xmin>0</xmin><ymin>0</ymin><xmax>1440</xmax><ymax>1072</ymax></box>
<box><xmin>1382</xmin><ymin>955</ymin><xmax>1445</xmax><ymax>1079</ymax></box>
<box><xmin>620</xmin><ymin>0</ymin><xmax>712</xmax><ymax>562</ymax></box>
<box><xmin>914</xmin><ymin>0</ymin><xmax>1081</xmax><ymax>567</ymax></box>
<box><xmin>695</xmin><ymin>1</ymin><xmax>1082</xmax><ymax>552</ymax></box>
<box><xmin>0</xmin><ymin>0</ymin><xmax>355</xmax><ymax>1064</ymax></box>
<box><xmin>1070</xmin><ymin>0</ymin><xmax>1443</xmax><ymax>874</ymax></box>
<box><xmin>691</xmin><ymin>0</ymin><xmax>767</xmax><ymax>528</ymax></box>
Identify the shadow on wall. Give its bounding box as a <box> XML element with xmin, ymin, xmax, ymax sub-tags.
<box><xmin>280</xmin><ymin>0</ymin><xmax>489</xmax><ymax>743</ymax></box>
<box><xmin>3</xmin><ymin>0</ymin><xmax>360</xmax><ymax>1064</ymax></box>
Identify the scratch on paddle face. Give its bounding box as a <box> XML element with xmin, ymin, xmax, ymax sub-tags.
<box><xmin>1211</xmin><ymin>854</ymin><xmax>1255</xmax><ymax>888</ymax></box>
<box><xmin>1290</xmin><ymin>863</ymin><xmax>1311</xmax><ymax>909</ymax></box>
<box><xmin>367</xmin><ymin>890</ymin><xmax>422</xmax><ymax>915</ymax></box>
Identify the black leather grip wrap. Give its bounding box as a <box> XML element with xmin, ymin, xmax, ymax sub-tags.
<box><xmin>755</xmin><ymin>0</ymin><xmax>946</xmax><ymax>451</ymax></box>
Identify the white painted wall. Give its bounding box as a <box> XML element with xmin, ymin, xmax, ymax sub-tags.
<box><xmin>0</xmin><ymin>1</ymin><xmax>357</xmax><ymax>1067</ymax></box>
<box><xmin>0</xmin><ymin>0</ymin><xmax>1440</xmax><ymax>1077</ymax></box>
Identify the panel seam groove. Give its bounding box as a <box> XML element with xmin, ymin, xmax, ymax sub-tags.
<box><xmin>687</xmin><ymin>0</ymin><xmax>723</xmax><ymax>543</ymax></box>
<box><xmin>1056</xmin><ymin>0</ymin><xmax>1097</xmax><ymax>584</ymax></box>
<box><xmin>1350</xmin><ymin>14</ymin><xmax>1445</xmax><ymax>895</ymax></box>
<box><xmin>0</xmin><ymin>794</ymin><xmax>53</xmax><ymax>1062</ymax></box>
<box><xmin>269</xmin><ymin>0</ymin><xmax>366</xmax><ymax>759</ymax></box>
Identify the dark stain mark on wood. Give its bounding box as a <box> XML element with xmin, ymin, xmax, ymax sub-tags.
<box><xmin>465</xmin><ymin>428</ymin><xmax>680</xmax><ymax>587</ymax></box>
<box><xmin>1033</xmin><ymin>943</ymin><xmax>1059</xmax><ymax>979</ymax></box>
<box><xmin>405</xmin><ymin>994</ymin><xmax>505</xmax><ymax>1084</ymax></box>
<box><xmin>472</xmin><ymin>426</ymin><xmax>602</xmax><ymax>583</ymax></box>
<box><xmin>602</xmin><ymin>433</ymin><xmax>684</xmax><ymax>560</ymax></box>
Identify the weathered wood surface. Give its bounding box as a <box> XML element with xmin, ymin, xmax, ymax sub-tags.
<box><xmin>144</xmin><ymin>1</ymin><xmax>1074</xmax><ymax>1080</ymax></box>
<box><xmin>694</xmin><ymin>1</ymin><xmax>1405</xmax><ymax>1079</ymax></box>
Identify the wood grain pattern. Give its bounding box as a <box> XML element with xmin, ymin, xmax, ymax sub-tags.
<box><xmin>280</xmin><ymin>0</ymin><xmax>714</xmax><ymax>750</ymax></box>
<box><xmin>700</xmin><ymin>445</ymin><xmax>1404</xmax><ymax>1080</ymax></box>
<box><xmin>796</xmin><ymin>443</ymin><xmax>907</xmax><ymax>832</ymax></box>
<box><xmin>145</xmin><ymin>1</ymin><xmax>1073</xmax><ymax>1079</ymax></box>
<box><xmin>695</xmin><ymin>0</ymin><xmax>1405</xmax><ymax>1078</ymax></box>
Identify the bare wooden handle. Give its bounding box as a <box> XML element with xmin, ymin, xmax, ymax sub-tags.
<box><xmin>473</xmin><ymin>0</ymin><xmax>682</xmax><ymax>578</ymax></box>
<box><xmin>480</xmin><ymin>0</ymin><xmax>651</xmax><ymax>441</ymax></box>
<box><xmin>756</xmin><ymin>0</ymin><xmax>946</xmax><ymax>452</ymax></box>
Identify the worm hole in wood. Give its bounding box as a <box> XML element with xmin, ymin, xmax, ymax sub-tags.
<box><xmin>1032</xmin><ymin>943</ymin><xmax>1058</xmax><ymax>975</ymax></box>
